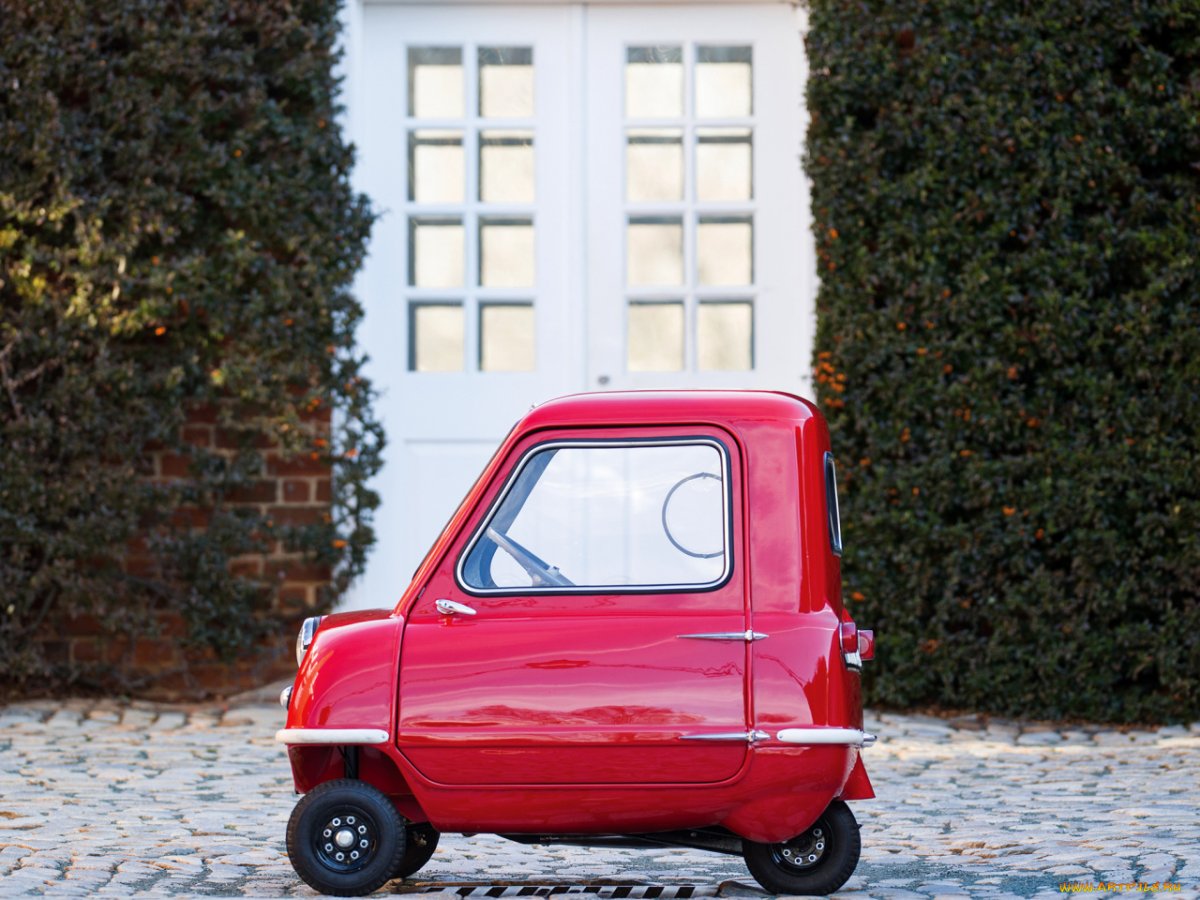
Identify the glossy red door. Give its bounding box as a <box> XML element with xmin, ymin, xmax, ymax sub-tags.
<box><xmin>397</xmin><ymin>427</ymin><xmax>750</xmax><ymax>786</ymax></box>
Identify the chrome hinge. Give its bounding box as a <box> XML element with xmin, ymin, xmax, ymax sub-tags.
<box><xmin>677</xmin><ymin>630</ymin><xmax>768</xmax><ymax>642</ymax></box>
<box><xmin>681</xmin><ymin>730</ymin><xmax>770</xmax><ymax>744</ymax></box>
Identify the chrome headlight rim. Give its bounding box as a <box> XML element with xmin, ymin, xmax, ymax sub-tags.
<box><xmin>296</xmin><ymin>615</ymin><xmax>324</xmax><ymax>666</ymax></box>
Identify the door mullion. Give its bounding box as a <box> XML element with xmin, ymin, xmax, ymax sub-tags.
<box><xmin>682</xmin><ymin>41</ymin><xmax>698</xmax><ymax>373</ymax></box>
<box><xmin>464</xmin><ymin>42</ymin><xmax>481</xmax><ymax>371</ymax></box>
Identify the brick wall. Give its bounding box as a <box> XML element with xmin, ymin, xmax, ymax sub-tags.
<box><xmin>47</xmin><ymin>404</ymin><xmax>335</xmax><ymax>700</ymax></box>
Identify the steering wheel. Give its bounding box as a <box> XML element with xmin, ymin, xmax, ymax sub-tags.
<box><xmin>486</xmin><ymin>526</ymin><xmax>575</xmax><ymax>588</ymax></box>
<box><xmin>661</xmin><ymin>472</ymin><xmax>724</xmax><ymax>559</ymax></box>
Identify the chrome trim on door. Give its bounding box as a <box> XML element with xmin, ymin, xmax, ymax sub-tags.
<box><xmin>677</xmin><ymin>630</ymin><xmax>767</xmax><ymax>642</ymax></box>
<box><xmin>435</xmin><ymin>599</ymin><xmax>477</xmax><ymax>616</ymax></box>
<box><xmin>680</xmin><ymin>730</ymin><xmax>770</xmax><ymax>743</ymax></box>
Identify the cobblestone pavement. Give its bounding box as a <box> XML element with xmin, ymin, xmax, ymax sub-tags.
<box><xmin>1</xmin><ymin>697</ymin><xmax>1196</xmax><ymax>899</ymax></box>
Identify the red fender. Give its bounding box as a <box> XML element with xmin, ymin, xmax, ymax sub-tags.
<box><xmin>839</xmin><ymin>755</ymin><xmax>875</xmax><ymax>800</ymax></box>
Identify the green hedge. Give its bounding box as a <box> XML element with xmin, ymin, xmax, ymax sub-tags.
<box><xmin>0</xmin><ymin>1</ymin><xmax>380</xmax><ymax>687</ymax></box>
<box><xmin>808</xmin><ymin>0</ymin><xmax>1200</xmax><ymax>722</ymax></box>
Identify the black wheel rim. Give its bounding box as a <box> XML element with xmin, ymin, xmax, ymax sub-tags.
<box><xmin>769</xmin><ymin>815</ymin><xmax>831</xmax><ymax>871</ymax></box>
<box><xmin>313</xmin><ymin>805</ymin><xmax>379</xmax><ymax>874</ymax></box>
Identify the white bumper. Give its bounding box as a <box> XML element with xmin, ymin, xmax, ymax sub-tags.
<box><xmin>274</xmin><ymin>728</ymin><xmax>390</xmax><ymax>745</ymax></box>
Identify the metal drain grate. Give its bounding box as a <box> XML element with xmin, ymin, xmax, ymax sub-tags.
<box><xmin>414</xmin><ymin>885</ymin><xmax>718</xmax><ymax>898</ymax></box>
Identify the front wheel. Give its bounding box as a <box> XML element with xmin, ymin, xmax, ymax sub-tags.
<box><xmin>286</xmin><ymin>779</ymin><xmax>406</xmax><ymax>896</ymax></box>
<box><xmin>742</xmin><ymin>800</ymin><xmax>860</xmax><ymax>896</ymax></box>
<box><xmin>393</xmin><ymin>822</ymin><xmax>439</xmax><ymax>879</ymax></box>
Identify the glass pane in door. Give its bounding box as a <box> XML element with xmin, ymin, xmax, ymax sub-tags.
<box><xmin>694</xmin><ymin>46</ymin><xmax>752</xmax><ymax>117</ymax></box>
<box><xmin>697</xmin><ymin>216</ymin><xmax>753</xmax><ymax>286</ymax></box>
<box><xmin>409</xmin><ymin>47</ymin><xmax>464</xmax><ymax>117</ymax></box>
<box><xmin>409</xmin><ymin>130</ymin><xmax>465</xmax><ymax>202</ymax></box>
<box><xmin>625</xmin><ymin>46</ymin><xmax>683</xmax><ymax>118</ymax></box>
<box><xmin>479</xmin><ymin>303</ymin><xmax>535</xmax><ymax>371</ymax></box>
<box><xmin>410</xmin><ymin>303</ymin><xmax>465</xmax><ymax>372</ymax></box>
<box><xmin>696</xmin><ymin>128</ymin><xmax>752</xmax><ymax>201</ymax></box>
<box><xmin>479</xmin><ymin>218</ymin><xmax>535</xmax><ymax>287</ymax></box>
<box><xmin>480</xmin><ymin>130</ymin><xmax>535</xmax><ymax>202</ymax></box>
<box><xmin>628</xmin><ymin>301</ymin><xmax>684</xmax><ymax>372</ymax></box>
<box><xmin>409</xmin><ymin>218</ymin><xmax>465</xmax><ymax>288</ymax></box>
<box><xmin>479</xmin><ymin>47</ymin><xmax>535</xmax><ymax>118</ymax></box>
<box><xmin>627</xmin><ymin>129</ymin><xmax>684</xmax><ymax>202</ymax></box>
<box><xmin>627</xmin><ymin>217</ymin><xmax>684</xmax><ymax>286</ymax></box>
<box><xmin>698</xmin><ymin>301</ymin><xmax>753</xmax><ymax>371</ymax></box>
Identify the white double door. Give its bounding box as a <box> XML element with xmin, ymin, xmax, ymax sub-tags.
<box><xmin>346</xmin><ymin>3</ymin><xmax>812</xmax><ymax>608</ymax></box>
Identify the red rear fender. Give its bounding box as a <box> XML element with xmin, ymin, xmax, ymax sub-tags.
<box><xmin>838</xmin><ymin>754</ymin><xmax>875</xmax><ymax>800</ymax></box>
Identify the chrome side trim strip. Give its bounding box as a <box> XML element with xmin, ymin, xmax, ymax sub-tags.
<box><xmin>680</xmin><ymin>730</ymin><xmax>770</xmax><ymax>743</ymax></box>
<box><xmin>677</xmin><ymin>630</ymin><xmax>768</xmax><ymax>642</ymax></box>
<box><xmin>775</xmin><ymin>728</ymin><xmax>876</xmax><ymax>747</ymax></box>
<box><xmin>274</xmin><ymin>728</ymin><xmax>389</xmax><ymax>745</ymax></box>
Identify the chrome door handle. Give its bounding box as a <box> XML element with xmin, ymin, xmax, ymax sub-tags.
<box><xmin>435</xmin><ymin>599</ymin><xmax>477</xmax><ymax>616</ymax></box>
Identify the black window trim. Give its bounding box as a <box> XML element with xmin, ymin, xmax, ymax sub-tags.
<box><xmin>824</xmin><ymin>451</ymin><xmax>843</xmax><ymax>557</ymax></box>
<box><xmin>455</xmin><ymin>435</ymin><xmax>735</xmax><ymax>596</ymax></box>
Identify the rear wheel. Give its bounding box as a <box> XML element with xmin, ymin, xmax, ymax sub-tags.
<box><xmin>286</xmin><ymin>779</ymin><xmax>406</xmax><ymax>896</ymax></box>
<box><xmin>394</xmin><ymin>822</ymin><xmax>440</xmax><ymax>879</ymax></box>
<box><xmin>742</xmin><ymin>800</ymin><xmax>860</xmax><ymax>896</ymax></box>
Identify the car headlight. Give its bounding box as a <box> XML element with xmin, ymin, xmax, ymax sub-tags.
<box><xmin>296</xmin><ymin>615</ymin><xmax>323</xmax><ymax>666</ymax></box>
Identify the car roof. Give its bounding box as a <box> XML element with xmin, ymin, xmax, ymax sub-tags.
<box><xmin>519</xmin><ymin>390</ymin><xmax>819</xmax><ymax>431</ymax></box>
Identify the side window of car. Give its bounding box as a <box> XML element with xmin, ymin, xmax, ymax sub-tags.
<box><xmin>824</xmin><ymin>451</ymin><xmax>843</xmax><ymax>557</ymax></box>
<box><xmin>459</xmin><ymin>440</ymin><xmax>731</xmax><ymax>592</ymax></box>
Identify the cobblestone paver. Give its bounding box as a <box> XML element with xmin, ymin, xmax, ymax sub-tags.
<box><xmin>0</xmin><ymin>698</ymin><xmax>1196</xmax><ymax>898</ymax></box>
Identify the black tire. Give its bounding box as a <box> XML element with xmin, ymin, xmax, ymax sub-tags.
<box><xmin>742</xmin><ymin>800</ymin><xmax>861</xmax><ymax>896</ymax></box>
<box><xmin>286</xmin><ymin>779</ymin><xmax>406</xmax><ymax>897</ymax></box>
<box><xmin>393</xmin><ymin>822</ymin><xmax>440</xmax><ymax>879</ymax></box>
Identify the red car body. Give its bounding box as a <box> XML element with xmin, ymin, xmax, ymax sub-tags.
<box><xmin>278</xmin><ymin>391</ymin><xmax>874</xmax><ymax>896</ymax></box>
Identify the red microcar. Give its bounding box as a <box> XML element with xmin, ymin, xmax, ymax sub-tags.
<box><xmin>276</xmin><ymin>391</ymin><xmax>875</xmax><ymax>896</ymax></box>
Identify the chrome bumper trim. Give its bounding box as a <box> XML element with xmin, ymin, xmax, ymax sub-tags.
<box><xmin>776</xmin><ymin>728</ymin><xmax>876</xmax><ymax>747</ymax></box>
<box><xmin>274</xmin><ymin>728</ymin><xmax>389</xmax><ymax>745</ymax></box>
